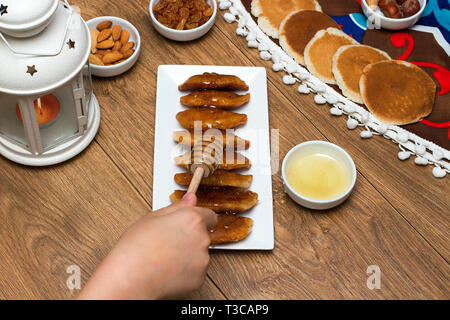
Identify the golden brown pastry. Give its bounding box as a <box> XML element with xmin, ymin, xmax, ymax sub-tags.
<box><xmin>180</xmin><ymin>90</ymin><xmax>250</xmax><ymax>109</ymax></box>
<box><xmin>170</xmin><ymin>187</ymin><xmax>259</xmax><ymax>213</ymax></box>
<box><xmin>209</xmin><ymin>214</ymin><xmax>253</xmax><ymax>245</ymax></box>
<box><xmin>178</xmin><ymin>73</ymin><xmax>249</xmax><ymax>91</ymax></box>
<box><xmin>174</xmin><ymin>150</ymin><xmax>251</xmax><ymax>170</ymax></box>
<box><xmin>173</xmin><ymin>130</ymin><xmax>250</xmax><ymax>150</ymax></box>
<box><xmin>174</xmin><ymin>170</ymin><xmax>253</xmax><ymax>189</ymax></box>
<box><xmin>176</xmin><ymin>107</ymin><xmax>247</xmax><ymax>130</ymax></box>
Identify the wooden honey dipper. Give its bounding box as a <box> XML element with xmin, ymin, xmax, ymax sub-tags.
<box><xmin>186</xmin><ymin>139</ymin><xmax>223</xmax><ymax>194</ymax></box>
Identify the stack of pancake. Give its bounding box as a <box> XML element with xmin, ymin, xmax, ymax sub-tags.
<box><xmin>252</xmin><ymin>1</ymin><xmax>436</xmax><ymax>125</ymax></box>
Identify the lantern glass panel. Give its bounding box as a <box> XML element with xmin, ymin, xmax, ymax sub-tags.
<box><xmin>40</xmin><ymin>85</ymin><xmax>79</xmax><ymax>149</ymax></box>
<box><xmin>0</xmin><ymin>95</ymin><xmax>28</xmax><ymax>148</ymax></box>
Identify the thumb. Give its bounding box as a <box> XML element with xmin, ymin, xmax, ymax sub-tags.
<box><xmin>154</xmin><ymin>192</ymin><xmax>197</xmax><ymax>216</ymax></box>
<box><xmin>180</xmin><ymin>192</ymin><xmax>197</xmax><ymax>206</ymax></box>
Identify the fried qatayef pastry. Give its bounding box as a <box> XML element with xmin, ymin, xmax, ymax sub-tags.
<box><xmin>170</xmin><ymin>187</ymin><xmax>259</xmax><ymax>213</ymax></box>
<box><xmin>210</xmin><ymin>214</ymin><xmax>253</xmax><ymax>245</ymax></box>
<box><xmin>175</xmin><ymin>170</ymin><xmax>253</xmax><ymax>189</ymax></box>
<box><xmin>279</xmin><ymin>10</ymin><xmax>339</xmax><ymax>66</ymax></box>
<box><xmin>360</xmin><ymin>60</ymin><xmax>436</xmax><ymax>125</ymax></box>
<box><xmin>180</xmin><ymin>90</ymin><xmax>250</xmax><ymax>109</ymax></box>
<box><xmin>304</xmin><ymin>28</ymin><xmax>358</xmax><ymax>84</ymax></box>
<box><xmin>176</xmin><ymin>107</ymin><xmax>247</xmax><ymax>130</ymax></box>
<box><xmin>251</xmin><ymin>0</ymin><xmax>322</xmax><ymax>39</ymax></box>
<box><xmin>178</xmin><ymin>73</ymin><xmax>249</xmax><ymax>91</ymax></box>
<box><xmin>332</xmin><ymin>45</ymin><xmax>390</xmax><ymax>104</ymax></box>
<box><xmin>174</xmin><ymin>150</ymin><xmax>251</xmax><ymax>170</ymax></box>
<box><xmin>173</xmin><ymin>130</ymin><xmax>250</xmax><ymax>150</ymax></box>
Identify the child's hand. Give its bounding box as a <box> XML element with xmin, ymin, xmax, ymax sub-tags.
<box><xmin>77</xmin><ymin>193</ymin><xmax>217</xmax><ymax>300</ymax></box>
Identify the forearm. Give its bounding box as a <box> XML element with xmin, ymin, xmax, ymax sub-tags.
<box><xmin>77</xmin><ymin>250</ymin><xmax>160</xmax><ymax>300</ymax></box>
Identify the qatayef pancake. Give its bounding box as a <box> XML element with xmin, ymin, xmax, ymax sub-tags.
<box><xmin>279</xmin><ymin>10</ymin><xmax>339</xmax><ymax>66</ymax></box>
<box><xmin>304</xmin><ymin>28</ymin><xmax>358</xmax><ymax>84</ymax></box>
<box><xmin>360</xmin><ymin>60</ymin><xmax>436</xmax><ymax>125</ymax></box>
<box><xmin>332</xmin><ymin>45</ymin><xmax>391</xmax><ymax>104</ymax></box>
<box><xmin>251</xmin><ymin>0</ymin><xmax>322</xmax><ymax>39</ymax></box>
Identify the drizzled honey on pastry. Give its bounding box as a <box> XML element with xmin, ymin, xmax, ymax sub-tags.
<box><xmin>176</xmin><ymin>107</ymin><xmax>248</xmax><ymax>130</ymax></box>
<box><xmin>174</xmin><ymin>150</ymin><xmax>251</xmax><ymax>170</ymax></box>
<box><xmin>173</xmin><ymin>130</ymin><xmax>250</xmax><ymax>150</ymax></box>
<box><xmin>170</xmin><ymin>187</ymin><xmax>259</xmax><ymax>213</ymax></box>
<box><xmin>178</xmin><ymin>73</ymin><xmax>249</xmax><ymax>91</ymax></box>
<box><xmin>210</xmin><ymin>214</ymin><xmax>253</xmax><ymax>245</ymax></box>
<box><xmin>180</xmin><ymin>90</ymin><xmax>250</xmax><ymax>108</ymax></box>
<box><xmin>175</xmin><ymin>170</ymin><xmax>253</xmax><ymax>189</ymax></box>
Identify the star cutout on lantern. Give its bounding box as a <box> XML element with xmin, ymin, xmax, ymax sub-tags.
<box><xmin>26</xmin><ymin>65</ymin><xmax>37</xmax><ymax>77</ymax></box>
<box><xmin>0</xmin><ymin>4</ymin><xmax>7</xmax><ymax>16</ymax></box>
<box><xmin>67</xmin><ymin>39</ymin><xmax>75</xmax><ymax>49</ymax></box>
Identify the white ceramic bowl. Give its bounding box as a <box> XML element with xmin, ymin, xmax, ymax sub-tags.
<box><xmin>149</xmin><ymin>0</ymin><xmax>217</xmax><ymax>41</ymax></box>
<box><xmin>281</xmin><ymin>141</ymin><xmax>357</xmax><ymax>210</ymax></box>
<box><xmin>86</xmin><ymin>16</ymin><xmax>141</xmax><ymax>77</ymax></box>
<box><xmin>361</xmin><ymin>0</ymin><xmax>426</xmax><ymax>30</ymax></box>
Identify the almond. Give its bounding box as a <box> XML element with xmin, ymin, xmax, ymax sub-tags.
<box><xmin>102</xmin><ymin>52</ymin><xmax>123</xmax><ymax>64</ymax></box>
<box><xmin>89</xmin><ymin>54</ymin><xmax>104</xmax><ymax>66</ymax></box>
<box><xmin>97</xmin><ymin>39</ymin><xmax>115</xmax><ymax>49</ymax></box>
<box><xmin>113</xmin><ymin>59</ymin><xmax>125</xmax><ymax>65</ymax></box>
<box><xmin>120</xmin><ymin>42</ymin><xmax>134</xmax><ymax>54</ymax></box>
<box><xmin>120</xmin><ymin>29</ymin><xmax>130</xmax><ymax>44</ymax></box>
<box><xmin>112</xmin><ymin>41</ymin><xmax>122</xmax><ymax>52</ymax></box>
<box><xmin>122</xmin><ymin>49</ymin><xmax>135</xmax><ymax>59</ymax></box>
<box><xmin>112</xmin><ymin>25</ymin><xmax>122</xmax><ymax>41</ymax></box>
<box><xmin>97</xmin><ymin>20</ymin><xmax>112</xmax><ymax>31</ymax></box>
<box><xmin>96</xmin><ymin>49</ymin><xmax>111</xmax><ymax>57</ymax></box>
<box><xmin>89</xmin><ymin>29</ymin><xmax>99</xmax><ymax>54</ymax></box>
<box><xmin>97</xmin><ymin>29</ymin><xmax>112</xmax><ymax>42</ymax></box>
<box><xmin>95</xmin><ymin>53</ymin><xmax>104</xmax><ymax>61</ymax></box>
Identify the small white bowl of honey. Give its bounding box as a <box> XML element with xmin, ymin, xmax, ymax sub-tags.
<box><xmin>282</xmin><ymin>141</ymin><xmax>357</xmax><ymax>210</ymax></box>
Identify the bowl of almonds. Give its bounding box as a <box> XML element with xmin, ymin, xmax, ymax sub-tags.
<box><xmin>87</xmin><ymin>16</ymin><xmax>141</xmax><ymax>77</ymax></box>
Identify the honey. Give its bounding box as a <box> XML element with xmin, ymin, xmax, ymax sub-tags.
<box><xmin>286</xmin><ymin>152</ymin><xmax>351</xmax><ymax>201</ymax></box>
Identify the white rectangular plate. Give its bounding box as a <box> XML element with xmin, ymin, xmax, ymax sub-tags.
<box><xmin>153</xmin><ymin>65</ymin><xmax>274</xmax><ymax>250</ymax></box>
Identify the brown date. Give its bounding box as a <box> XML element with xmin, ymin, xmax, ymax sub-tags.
<box><xmin>402</xmin><ymin>0</ymin><xmax>421</xmax><ymax>17</ymax></box>
<box><xmin>382</xmin><ymin>3</ymin><xmax>403</xmax><ymax>19</ymax></box>
<box><xmin>378</xmin><ymin>0</ymin><xmax>396</xmax><ymax>9</ymax></box>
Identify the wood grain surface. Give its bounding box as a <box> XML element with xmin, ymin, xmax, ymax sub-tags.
<box><xmin>0</xmin><ymin>0</ymin><xmax>448</xmax><ymax>300</ymax></box>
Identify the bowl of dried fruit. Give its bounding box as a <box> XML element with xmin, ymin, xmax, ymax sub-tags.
<box><xmin>149</xmin><ymin>0</ymin><xmax>217</xmax><ymax>41</ymax></box>
<box><xmin>361</xmin><ymin>0</ymin><xmax>426</xmax><ymax>30</ymax></box>
<box><xmin>87</xmin><ymin>17</ymin><xmax>141</xmax><ymax>77</ymax></box>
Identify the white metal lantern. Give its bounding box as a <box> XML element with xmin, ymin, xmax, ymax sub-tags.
<box><xmin>0</xmin><ymin>0</ymin><xmax>100</xmax><ymax>166</ymax></box>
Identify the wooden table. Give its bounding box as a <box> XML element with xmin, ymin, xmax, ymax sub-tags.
<box><xmin>0</xmin><ymin>0</ymin><xmax>448</xmax><ymax>300</ymax></box>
